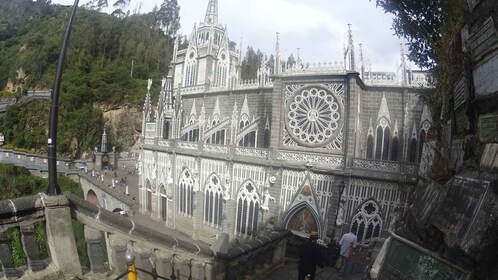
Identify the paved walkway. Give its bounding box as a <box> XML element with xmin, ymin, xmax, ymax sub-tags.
<box><xmin>265</xmin><ymin>260</ymin><xmax>365</xmax><ymax>280</ymax></box>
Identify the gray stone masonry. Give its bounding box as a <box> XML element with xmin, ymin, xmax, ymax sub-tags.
<box><xmin>84</xmin><ymin>226</ymin><xmax>106</xmax><ymax>273</ymax></box>
<box><xmin>0</xmin><ymin>230</ymin><xmax>19</xmax><ymax>278</ymax></box>
<box><xmin>20</xmin><ymin>224</ymin><xmax>45</xmax><ymax>272</ymax></box>
<box><xmin>44</xmin><ymin>195</ymin><xmax>82</xmax><ymax>278</ymax></box>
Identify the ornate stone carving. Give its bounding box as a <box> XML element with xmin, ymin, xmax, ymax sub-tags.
<box><xmin>352</xmin><ymin>158</ymin><xmax>401</xmax><ymax>173</ymax></box>
<box><xmin>204</xmin><ymin>144</ymin><xmax>229</xmax><ymax>154</ymax></box>
<box><xmin>235</xmin><ymin>147</ymin><xmax>268</xmax><ymax>158</ymax></box>
<box><xmin>158</xmin><ymin>140</ymin><xmax>170</xmax><ymax>147</ymax></box>
<box><xmin>178</xmin><ymin>142</ymin><xmax>198</xmax><ymax>150</ymax></box>
<box><xmin>277</xmin><ymin>152</ymin><xmax>344</xmax><ymax>168</ymax></box>
<box><xmin>285</xmin><ymin>85</ymin><xmax>344</xmax><ymax>148</ymax></box>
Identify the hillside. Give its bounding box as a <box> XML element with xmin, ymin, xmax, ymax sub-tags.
<box><xmin>0</xmin><ymin>0</ymin><xmax>177</xmax><ymax>158</ymax></box>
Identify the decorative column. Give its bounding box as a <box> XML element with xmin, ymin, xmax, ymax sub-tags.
<box><xmin>0</xmin><ymin>230</ymin><xmax>19</xmax><ymax>278</ymax></box>
<box><xmin>84</xmin><ymin>225</ymin><xmax>106</xmax><ymax>273</ymax></box>
<box><xmin>20</xmin><ymin>224</ymin><xmax>44</xmax><ymax>272</ymax></box>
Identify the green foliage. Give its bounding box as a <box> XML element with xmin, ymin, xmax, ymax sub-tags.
<box><xmin>241</xmin><ymin>46</ymin><xmax>264</xmax><ymax>80</ymax></box>
<box><xmin>375</xmin><ymin>0</ymin><xmax>469</xmax><ymax>182</ymax></box>
<box><xmin>7</xmin><ymin>227</ymin><xmax>26</xmax><ymax>267</ymax></box>
<box><xmin>0</xmin><ymin>1</ymin><xmax>177</xmax><ymax>157</ymax></box>
<box><xmin>72</xmin><ymin>219</ymin><xmax>90</xmax><ymax>268</ymax></box>
<box><xmin>0</xmin><ymin>163</ymin><xmax>83</xmax><ymax>199</ymax></box>
<box><xmin>0</xmin><ymin>90</ymin><xmax>15</xmax><ymax>97</ymax></box>
<box><xmin>34</xmin><ymin>222</ymin><xmax>48</xmax><ymax>259</ymax></box>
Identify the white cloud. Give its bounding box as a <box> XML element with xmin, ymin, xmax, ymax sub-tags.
<box><xmin>52</xmin><ymin>0</ymin><xmax>406</xmax><ymax>71</ymax></box>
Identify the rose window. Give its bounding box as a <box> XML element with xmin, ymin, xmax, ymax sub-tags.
<box><xmin>286</xmin><ymin>86</ymin><xmax>344</xmax><ymax>147</ymax></box>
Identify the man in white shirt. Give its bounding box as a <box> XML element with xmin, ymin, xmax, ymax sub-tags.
<box><xmin>339</xmin><ymin>231</ymin><xmax>357</xmax><ymax>277</ymax></box>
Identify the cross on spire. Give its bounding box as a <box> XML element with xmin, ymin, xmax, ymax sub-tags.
<box><xmin>204</xmin><ymin>0</ymin><xmax>218</xmax><ymax>24</ymax></box>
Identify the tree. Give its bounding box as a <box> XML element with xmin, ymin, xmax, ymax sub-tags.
<box><xmin>83</xmin><ymin>0</ymin><xmax>130</xmax><ymax>17</ymax></box>
<box><xmin>157</xmin><ymin>0</ymin><xmax>180</xmax><ymax>38</ymax></box>
<box><xmin>241</xmin><ymin>46</ymin><xmax>264</xmax><ymax>80</ymax></box>
<box><xmin>375</xmin><ymin>0</ymin><xmax>468</xmax><ymax>182</ymax></box>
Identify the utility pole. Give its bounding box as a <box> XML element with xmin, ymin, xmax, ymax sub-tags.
<box><xmin>47</xmin><ymin>0</ymin><xmax>79</xmax><ymax>195</ymax></box>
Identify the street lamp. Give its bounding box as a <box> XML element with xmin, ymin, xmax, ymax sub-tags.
<box><xmin>47</xmin><ymin>0</ymin><xmax>79</xmax><ymax>195</ymax></box>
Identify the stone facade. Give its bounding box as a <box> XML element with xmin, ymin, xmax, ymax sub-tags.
<box><xmin>139</xmin><ymin>0</ymin><xmax>430</xmax><ymax>244</ymax></box>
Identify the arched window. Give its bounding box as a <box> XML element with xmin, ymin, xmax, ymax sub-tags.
<box><xmin>237</xmin><ymin>116</ymin><xmax>256</xmax><ymax>147</ymax></box>
<box><xmin>350</xmin><ymin>200</ymin><xmax>383</xmax><ymax>242</ymax></box>
<box><xmin>366</xmin><ymin>135</ymin><xmax>374</xmax><ymax>159</ymax></box>
<box><xmin>408</xmin><ymin>138</ymin><xmax>418</xmax><ymax>162</ymax></box>
<box><xmin>146</xmin><ymin>180</ymin><xmax>153</xmax><ymax>212</ymax></box>
<box><xmin>204</xmin><ymin>175</ymin><xmax>224</xmax><ymax>227</ymax></box>
<box><xmin>158</xmin><ymin>184</ymin><xmax>168</xmax><ymax>221</ymax></box>
<box><xmin>163</xmin><ymin>121</ymin><xmax>170</xmax><ymax>139</ymax></box>
<box><xmin>215</xmin><ymin>62</ymin><xmax>228</xmax><ymax>87</ymax></box>
<box><xmin>375</xmin><ymin>122</ymin><xmax>390</xmax><ymax>160</ymax></box>
<box><xmin>418</xmin><ymin>129</ymin><xmax>426</xmax><ymax>163</ymax></box>
<box><xmin>185</xmin><ymin>58</ymin><xmax>197</xmax><ymax>87</ymax></box>
<box><xmin>263</xmin><ymin>128</ymin><xmax>270</xmax><ymax>148</ymax></box>
<box><xmin>391</xmin><ymin>137</ymin><xmax>399</xmax><ymax>161</ymax></box>
<box><xmin>235</xmin><ymin>182</ymin><xmax>260</xmax><ymax>236</ymax></box>
<box><xmin>179</xmin><ymin>169</ymin><xmax>194</xmax><ymax>216</ymax></box>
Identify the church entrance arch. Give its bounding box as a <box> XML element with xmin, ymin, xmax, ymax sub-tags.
<box><xmin>87</xmin><ymin>189</ymin><xmax>100</xmax><ymax>206</ymax></box>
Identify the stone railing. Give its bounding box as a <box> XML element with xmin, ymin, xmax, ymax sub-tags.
<box><xmin>0</xmin><ymin>194</ymin><xmax>82</xmax><ymax>279</ymax></box>
<box><xmin>281</xmin><ymin>61</ymin><xmax>345</xmax><ymax>76</ymax></box>
<box><xmin>0</xmin><ymin>193</ymin><xmax>290</xmax><ymax>280</ymax></box>
<box><xmin>352</xmin><ymin>158</ymin><xmax>419</xmax><ymax>175</ymax></box>
<box><xmin>0</xmin><ymin>148</ymin><xmax>76</xmax><ymax>173</ymax></box>
<box><xmin>277</xmin><ymin>151</ymin><xmax>345</xmax><ymax>168</ymax></box>
<box><xmin>180</xmin><ymin>85</ymin><xmax>207</xmax><ymax>95</ymax></box>
<box><xmin>235</xmin><ymin>147</ymin><xmax>269</xmax><ymax>159</ymax></box>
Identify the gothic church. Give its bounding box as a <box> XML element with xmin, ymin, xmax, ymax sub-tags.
<box><xmin>139</xmin><ymin>0</ymin><xmax>431</xmax><ymax>244</ymax></box>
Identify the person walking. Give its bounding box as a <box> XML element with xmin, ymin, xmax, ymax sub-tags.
<box><xmin>339</xmin><ymin>231</ymin><xmax>357</xmax><ymax>277</ymax></box>
<box><xmin>298</xmin><ymin>231</ymin><xmax>324</xmax><ymax>280</ymax></box>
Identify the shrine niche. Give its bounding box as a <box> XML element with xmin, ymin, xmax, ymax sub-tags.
<box><xmin>287</xmin><ymin>206</ymin><xmax>318</xmax><ymax>233</ymax></box>
<box><xmin>283</xmin><ymin>181</ymin><xmax>323</xmax><ymax>236</ymax></box>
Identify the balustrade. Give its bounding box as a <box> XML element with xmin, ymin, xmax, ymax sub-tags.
<box><xmin>0</xmin><ymin>191</ymin><xmax>290</xmax><ymax>280</ymax></box>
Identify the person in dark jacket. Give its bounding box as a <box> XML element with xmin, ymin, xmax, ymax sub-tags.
<box><xmin>298</xmin><ymin>231</ymin><xmax>324</xmax><ymax>280</ymax></box>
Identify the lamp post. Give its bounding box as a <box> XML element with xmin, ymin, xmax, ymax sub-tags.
<box><xmin>47</xmin><ymin>0</ymin><xmax>80</xmax><ymax>195</ymax></box>
<box><xmin>125</xmin><ymin>251</ymin><xmax>137</xmax><ymax>280</ymax></box>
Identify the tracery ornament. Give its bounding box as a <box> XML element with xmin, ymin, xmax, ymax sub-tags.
<box><xmin>350</xmin><ymin>199</ymin><xmax>383</xmax><ymax>242</ymax></box>
<box><xmin>285</xmin><ymin>84</ymin><xmax>345</xmax><ymax>148</ymax></box>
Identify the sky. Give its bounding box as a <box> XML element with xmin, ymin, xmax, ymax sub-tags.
<box><xmin>51</xmin><ymin>0</ymin><xmax>407</xmax><ymax>72</ymax></box>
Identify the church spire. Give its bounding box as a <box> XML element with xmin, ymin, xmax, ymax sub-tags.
<box><xmin>274</xmin><ymin>32</ymin><xmax>281</xmax><ymax>76</ymax></box>
<box><xmin>204</xmin><ymin>0</ymin><xmax>218</xmax><ymax>24</ymax></box>
<box><xmin>344</xmin><ymin>24</ymin><xmax>355</xmax><ymax>71</ymax></box>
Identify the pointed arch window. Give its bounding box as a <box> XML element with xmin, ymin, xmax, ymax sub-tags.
<box><xmin>158</xmin><ymin>184</ymin><xmax>168</xmax><ymax>221</ymax></box>
<box><xmin>215</xmin><ymin>61</ymin><xmax>228</xmax><ymax>87</ymax></box>
<box><xmin>162</xmin><ymin>121</ymin><xmax>170</xmax><ymax>139</ymax></box>
<box><xmin>350</xmin><ymin>199</ymin><xmax>383</xmax><ymax>242</ymax></box>
<box><xmin>391</xmin><ymin>136</ymin><xmax>399</xmax><ymax>161</ymax></box>
<box><xmin>238</xmin><ymin>115</ymin><xmax>256</xmax><ymax>147</ymax></box>
<box><xmin>366</xmin><ymin>134</ymin><xmax>374</xmax><ymax>159</ymax></box>
<box><xmin>179</xmin><ymin>169</ymin><xmax>194</xmax><ymax>216</ymax></box>
<box><xmin>204</xmin><ymin>175</ymin><xmax>224</xmax><ymax>227</ymax></box>
<box><xmin>145</xmin><ymin>180</ymin><xmax>153</xmax><ymax>212</ymax></box>
<box><xmin>418</xmin><ymin>129</ymin><xmax>426</xmax><ymax>163</ymax></box>
<box><xmin>375</xmin><ymin>120</ymin><xmax>390</xmax><ymax>160</ymax></box>
<box><xmin>185</xmin><ymin>57</ymin><xmax>197</xmax><ymax>87</ymax></box>
<box><xmin>408</xmin><ymin>138</ymin><xmax>418</xmax><ymax>162</ymax></box>
<box><xmin>263</xmin><ymin>128</ymin><xmax>270</xmax><ymax>148</ymax></box>
<box><xmin>235</xmin><ymin>182</ymin><xmax>260</xmax><ymax>236</ymax></box>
